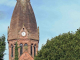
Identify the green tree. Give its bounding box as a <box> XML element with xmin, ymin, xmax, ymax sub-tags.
<box><xmin>15</xmin><ymin>42</ymin><xmax>19</xmax><ymax>60</ymax></box>
<box><xmin>34</xmin><ymin>28</ymin><xmax>80</xmax><ymax>60</ymax></box>
<box><xmin>0</xmin><ymin>35</ymin><xmax>6</xmax><ymax>60</ymax></box>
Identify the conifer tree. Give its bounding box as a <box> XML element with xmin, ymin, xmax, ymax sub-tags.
<box><xmin>0</xmin><ymin>35</ymin><xmax>6</xmax><ymax>60</ymax></box>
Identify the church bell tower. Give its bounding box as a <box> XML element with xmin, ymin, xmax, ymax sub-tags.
<box><xmin>7</xmin><ymin>0</ymin><xmax>39</xmax><ymax>60</ymax></box>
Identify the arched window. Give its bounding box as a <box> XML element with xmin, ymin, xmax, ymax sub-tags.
<box><xmin>24</xmin><ymin>43</ymin><xmax>28</xmax><ymax>50</ymax></box>
<box><xmin>24</xmin><ymin>43</ymin><xmax>27</xmax><ymax>46</ymax></box>
<box><xmin>31</xmin><ymin>44</ymin><xmax>33</xmax><ymax>55</ymax></box>
<box><xmin>34</xmin><ymin>44</ymin><xmax>36</xmax><ymax>56</ymax></box>
<box><xmin>11</xmin><ymin>44</ymin><xmax>13</xmax><ymax>57</ymax></box>
<box><xmin>20</xmin><ymin>44</ymin><xmax>23</xmax><ymax>56</ymax></box>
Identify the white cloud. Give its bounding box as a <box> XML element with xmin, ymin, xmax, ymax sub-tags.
<box><xmin>0</xmin><ymin>21</ymin><xmax>9</xmax><ymax>34</ymax></box>
<box><xmin>6</xmin><ymin>0</ymin><xmax>16</xmax><ymax>7</ymax></box>
<box><xmin>0</xmin><ymin>0</ymin><xmax>16</xmax><ymax>7</ymax></box>
<box><xmin>4</xmin><ymin>40</ymin><xmax>9</xmax><ymax>60</ymax></box>
<box><xmin>0</xmin><ymin>0</ymin><xmax>8</xmax><ymax>4</ymax></box>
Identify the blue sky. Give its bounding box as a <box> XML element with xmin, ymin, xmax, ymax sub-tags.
<box><xmin>0</xmin><ymin>0</ymin><xmax>80</xmax><ymax>60</ymax></box>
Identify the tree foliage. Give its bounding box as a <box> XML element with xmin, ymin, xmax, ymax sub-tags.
<box><xmin>34</xmin><ymin>28</ymin><xmax>80</xmax><ymax>60</ymax></box>
<box><xmin>0</xmin><ymin>35</ymin><xmax>6</xmax><ymax>60</ymax></box>
<box><xmin>15</xmin><ymin>42</ymin><xmax>19</xmax><ymax>60</ymax></box>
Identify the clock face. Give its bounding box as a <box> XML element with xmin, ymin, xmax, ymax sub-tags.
<box><xmin>21</xmin><ymin>32</ymin><xmax>26</xmax><ymax>36</ymax></box>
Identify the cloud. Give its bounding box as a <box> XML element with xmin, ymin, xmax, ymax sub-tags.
<box><xmin>35</xmin><ymin>0</ymin><xmax>80</xmax><ymax>51</ymax></box>
<box><xmin>0</xmin><ymin>11</ymin><xmax>7</xmax><ymax>20</ymax></box>
<box><xmin>51</xmin><ymin>4</ymin><xmax>80</xmax><ymax>35</ymax></box>
<box><xmin>5</xmin><ymin>0</ymin><xmax>16</xmax><ymax>7</ymax></box>
<box><xmin>0</xmin><ymin>0</ymin><xmax>16</xmax><ymax>7</ymax></box>
<box><xmin>4</xmin><ymin>39</ymin><xmax>9</xmax><ymax>60</ymax></box>
<box><xmin>0</xmin><ymin>22</ymin><xmax>9</xmax><ymax>34</ymax></box>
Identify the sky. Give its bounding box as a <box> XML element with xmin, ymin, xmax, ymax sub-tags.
<box><xmin>0</xmin><ymin>0</ymin><xmax>80</xmax><ymax>60</ymax></box>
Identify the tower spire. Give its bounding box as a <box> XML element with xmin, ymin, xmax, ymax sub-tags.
<box><xmin>8</xmin><ymin>0</ymin><xmax>38</xmax><ymax>40</ymax></box>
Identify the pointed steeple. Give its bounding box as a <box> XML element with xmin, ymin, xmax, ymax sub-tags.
<box><xmin>8</xmin><ymin>0</ymin><xmax>39</xmax><ymax>40</ymax></box>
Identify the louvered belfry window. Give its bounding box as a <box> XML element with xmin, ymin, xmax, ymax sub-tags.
<box><xmin>11</xmin><ymin>44</ymin><xmax>13</xmax><ymax>57</ymax></box>
<box><xmin>34</xmin><ymin>44</ymin><xmax>36</xmax><ymax>56</ymax></box>
<box><xmin>20</xmin><ymin>44</ymin><xmax>23</xmax><ymax>56</ymax></box>
<box><xmin>31</xmin><ymin>44</ymin><xmax>33</xmax><ymax>56</ymax></box>
<box><xmin>24</xmin><ymin>43</ymin><xmax>28</xmax><ymax>50</ymax></box>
